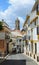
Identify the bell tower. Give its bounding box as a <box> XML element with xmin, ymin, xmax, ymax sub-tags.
<box><xmin>15</xmin><ymin>18</ymin><xmax>20</xmax><ymax>30</ymax></box>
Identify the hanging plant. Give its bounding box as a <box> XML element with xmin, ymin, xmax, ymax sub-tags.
<box><xmin>0</xmin><ymin>21</ymin><xmax>3</xmax><ymax>31</ymax></box>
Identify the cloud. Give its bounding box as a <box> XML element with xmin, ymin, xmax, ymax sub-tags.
<box><xmin>0</xmin><ymin>0</ymin><xmax>35</xmax><ymax>29</ymax></box>
<box><xmin>9</xmin><ymin>0</ymin><xmax>35</xmax><ymax>5</ymax></box>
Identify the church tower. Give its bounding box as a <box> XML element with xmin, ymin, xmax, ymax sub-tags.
<box><xmin>15</xmin><ymin>18</ymin><xmax>20</xmax><ymax>30</ymax></box>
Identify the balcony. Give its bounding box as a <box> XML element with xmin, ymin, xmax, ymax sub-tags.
<box><xmin>23</xmin><ymin>35</ymin><xmax>31</xmax><ymax>41</ymax></box>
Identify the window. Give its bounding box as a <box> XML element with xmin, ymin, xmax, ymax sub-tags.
<box><xmin>28</xmin><ymin>24</ymin><xmax>30</xmax><ymax>27</ymax></box>
<box><xmin>31</xmin><ymin>29</ymin><xmax>33</xmax><ymax>35</ymax></box>
<box><xmin>38</xmin><ymin>4</ymin><xmax>39</xmax><ymax>11</ymax></box>
<box><xmin>31</xmin><ymin>41</ymin><xmax>33</xmax><ymax>53</ymax></box>
<box><xmin>29</xmin><ymin>36</ymin><xmax>30</xmax><ymax>40</ymax></box>
<box><xmin>36</xmin><ymin>5</ymin><xmax>38</xmax><ymax>13</ymax></box>
<box><xmin>29</xmin><ymin>44</ymin><xmax>30</xmax><ymax>51</ymax></box>
<box><xmin>25</xmin><ymin>40</ymin><xmax>28</xmax><ymax>45</ymax></box>
<box><xmin>35</xmin><ymin>43</ymin><xmax>37</xmax><ymax>54</ymax></box>
<box><xmin>37</xmin><ymin>27</ymin><xmax>39</xmax><ymax>35</ymax></box>
<box><xmin>23</xmin><ymin>36</ymin><xmax>26</xmax><ymax>40</ymax></box>
<box><xmin>36</xmin><ymin>4</ymin><xmax>39</xmax><ymax>14</ymax></box>
<box><xmin>34</xmin><ymin>21</ymin><xmax>36</xmax><ymax>25</ymax></box>
<box><xmin>19</xmin><ymin>39</ymin><xmax>21</xmax><ymax>42</ymax></box>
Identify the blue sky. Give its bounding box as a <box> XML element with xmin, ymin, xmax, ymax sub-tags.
<box><xmin>0</xmin><ymin>0</ymin><xmax>35</xmax><ymax>30</ymax></box>
<box><xmin>0</xmin><ymin>0</ymin><xmax>10</xmax><ymax>11</ymax></box>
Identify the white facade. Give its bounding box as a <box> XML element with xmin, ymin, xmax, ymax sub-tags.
<box><xmin>23</xmin><ymin>0</ymin><xmax>39</xmax><ymax>62</ymax></box>
<box><xmin>30</xmin><ymin>11</ymin><xmax>37</xmax><ymax>22</ymax></box>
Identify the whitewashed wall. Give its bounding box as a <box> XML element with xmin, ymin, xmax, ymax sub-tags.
<box><xmin>30</xmin><ymin>10</ymin><xmax>37</xmax><ymax>22</ymax></box>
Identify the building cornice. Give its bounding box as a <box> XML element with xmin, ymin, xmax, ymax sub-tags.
<box><xmin>23</xmin><ymin>15</ymin><xmax>30</xmax><ymax>27</ymax></box>
<box><xmin>30</xmin><ymin>16</ymin><xmax>38</xmax><ymax>24</ymax></box>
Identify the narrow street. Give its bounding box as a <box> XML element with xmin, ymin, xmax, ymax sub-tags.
<box><xmin>0</xmin><ymin>53</ymin><xmax>38</xmax><ymax>65</ymax></box>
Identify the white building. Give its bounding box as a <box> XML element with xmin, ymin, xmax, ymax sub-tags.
<box><xmin>23</xmin><ymin>0</ymin><xmax>39</xmax><ymax>62</ymax></box>
<box><xmin>10</xmin><ymin>30</ymin><xmax>24</xmax><ymax>53</ymax></box>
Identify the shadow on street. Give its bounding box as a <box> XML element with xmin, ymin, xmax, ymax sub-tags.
<box><xmin>0</xmin><ymin>60</ymin><xmax>26</xmax><ymax>65</ymax></box>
